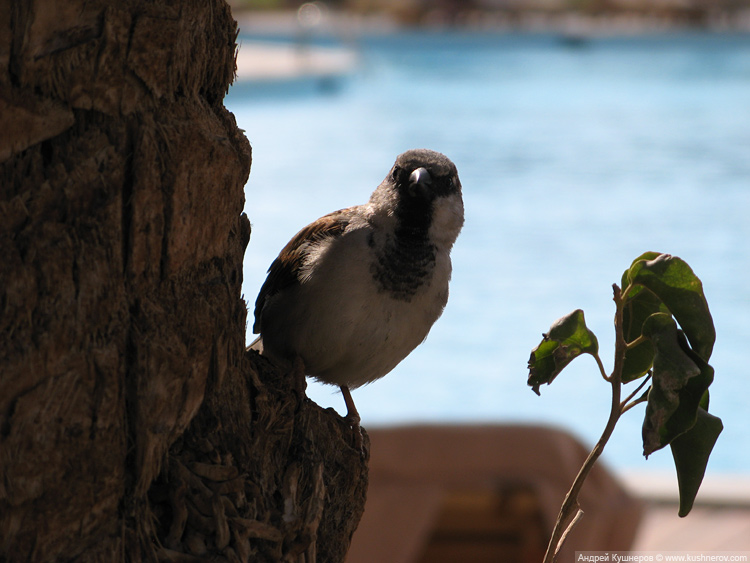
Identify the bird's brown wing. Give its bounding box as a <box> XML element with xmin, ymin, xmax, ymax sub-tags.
<box><xmin>253</xmin><ymin>207</ymin><xmax>354</xmax><ymax>333</ymax></box>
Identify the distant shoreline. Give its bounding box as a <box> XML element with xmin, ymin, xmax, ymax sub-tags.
<box><xmin>232</xmin><ymin>8</ymin><xmax>750</xmax><ymax>83</ymax></box>
<box><xmin>233</xmin><ymin>7</ymin><xmax>750</xmax><ymax>37</ymax></box>
<box><xmin>234</xmin><ymin>40</ymin><xmax>357</xmax><ymax>83</ymax></box>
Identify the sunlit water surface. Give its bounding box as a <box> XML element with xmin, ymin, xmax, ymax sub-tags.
<box><xmin>227</xmin><ymin>31</ymin><xmax>750</xmax><ymax>476</ymax></box>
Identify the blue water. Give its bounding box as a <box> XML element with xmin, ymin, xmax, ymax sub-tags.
<box><xmin>227</xmin><ymin>32</ymin><xmax>750</xmax><ymax>476</ymax></box>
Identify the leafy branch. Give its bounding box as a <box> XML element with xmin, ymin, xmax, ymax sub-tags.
<box><xmin>527</xmin><ymin>252</ymin><xmax>723</xmax><ymax>563</ymax></box>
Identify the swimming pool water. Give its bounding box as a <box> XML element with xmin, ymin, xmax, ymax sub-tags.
<box><xmin>227</xmin><ymin>31</ymin><xmax>750</xmax><ymax>475</ymax></box>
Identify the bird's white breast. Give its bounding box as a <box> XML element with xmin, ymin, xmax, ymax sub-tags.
<box><xmin>282</xmin><ymin>224</ymin><xmax>452</xmax><ymax>388</ymax></box>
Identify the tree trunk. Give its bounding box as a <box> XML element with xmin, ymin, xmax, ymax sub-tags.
<box><xmin>0</xmin><ymin>1</ymin><xmax>368</xmax><ymax>561</ymax></box>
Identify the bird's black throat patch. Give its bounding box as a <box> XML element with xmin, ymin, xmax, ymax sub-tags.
<box><xmin>369</xmin><ymin>211</ymin><xmax>436</xmax><ymax>302</ymax></box>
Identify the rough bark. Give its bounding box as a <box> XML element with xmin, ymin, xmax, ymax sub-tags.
<box><xmin>0</xmin><ymin>1</ymin><xmax>367</xmax><ymax>561</ymax></box>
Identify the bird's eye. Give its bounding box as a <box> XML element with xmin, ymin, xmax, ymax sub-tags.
<box><xmin>391</xmin><ymin>165</ymin><xmax>401</xmax><ymax>181</ymax></box>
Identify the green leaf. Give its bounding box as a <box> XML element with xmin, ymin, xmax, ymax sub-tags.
<box><xmin>619</xmin><ymin>253</ymin><xmax>671</xmax><ymax>382</ymax></box>
<box><xmin>699</xmin><ymin>390</ymin><xmax>710</xmax><ymax>411</ymax></box>
<box><xmin>625</xmin><ymin>253</ymin><xmax>715</xmax><ymax>362</ymax></box>
<box><xmin>528</xmin><ymin>310</ymin><xmax>599</xmax><ymax>396</ymax></box>
<box><xmin>622</xmin><ymin>340</ymin><xmax>655</xmax><ymax>383</ymax></box>
<box><xmin>641</xmin><ymin>314</ymin><xmax>714</xmax><ymax>457</ymax></box>
<box><xmin>621</xmin><ymin>251</ymin><xmax>663</xmax><ymax>291</ymax></box>
<box><xmin>620</xmin><ymin>284</ymin><xmax>667</xmax><ymax>382</ymax></box>
<box><xmin>665</xmin><ymin>332</ymin><xmax>715</xmax><ymax>443</ymax></box>
<box><xmin>670</xmin><ymin>409</ymin><xmax>723</xmax><ymax>517</ymax></box>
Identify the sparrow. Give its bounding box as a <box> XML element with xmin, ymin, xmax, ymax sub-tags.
<box><xmin>249</xmin><ymin>149</ymin><xmax>464</xmax><ymax>448</ymax></box>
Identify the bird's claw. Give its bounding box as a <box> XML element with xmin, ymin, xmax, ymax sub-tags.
<box><xmin>344</xmin><ymin>413</ymin><xmax>366</xmax><ymax>458</ymax></box>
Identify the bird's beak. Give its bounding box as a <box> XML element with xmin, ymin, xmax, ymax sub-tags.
<box><xmin>408</xmin><ymin>167</ymin><xmax>432</xmax><ymax>197</ymax></box>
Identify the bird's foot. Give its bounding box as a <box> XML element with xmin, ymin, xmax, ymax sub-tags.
<box><xmin>345</xmin><ymin>412</ymin><xmax>365</xmax><ymax>456</ymax></box>
<box><xmin>340</xmin><ymin>386</ymin><xmax>366</xmax><ymax>457</ymax></box>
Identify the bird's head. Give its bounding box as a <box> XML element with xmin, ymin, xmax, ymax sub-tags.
<box><xmin>373</xmin><ymin>149</ymin><xmax>464</xmax><ymax>248</ymax></box>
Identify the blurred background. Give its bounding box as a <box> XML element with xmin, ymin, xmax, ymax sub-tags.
<box><xmin>227</xmin><ymin>0</ymin><xmax>750</xmax><ymax>486</ymax></box>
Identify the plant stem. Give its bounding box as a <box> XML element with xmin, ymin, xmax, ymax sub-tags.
<box><xmin>594</xmin><ymin>353</ymin><xmax>610</xmax><ymax>382</ymax></box>
<box><xmin>621</xmin><ymin>394</ymin><xmax>649</xmax><ymax>414</ymax></box>
<box><xmin>625</xmin><ymin>334</ymin><xmax>648</xmax><ymax>350</ymax></box>
<box><xmin>620</xmin><ymin>374</ymin><xmax>652</xmax><ymax>414</ymax></box>
<box><xmin>541</xmin><ymin>285</ymin><xmax>628</xmax><ymax>563</ymax></box>
<box><xmin>541</xmin><ymin>372</ymin><xmax>622</xmax><ymax>563</ymax></box>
